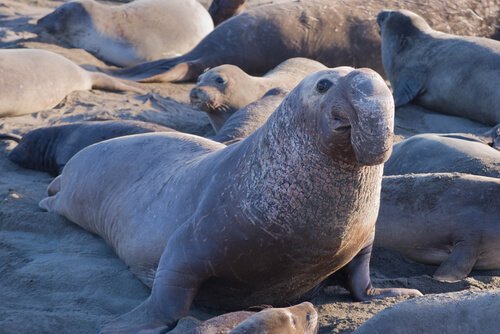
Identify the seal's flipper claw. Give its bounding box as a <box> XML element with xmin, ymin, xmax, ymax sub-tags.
<box><xmin>433</xmin><ymin>241</ymin><xmax>478</xmax><ymax>282</ymax></box>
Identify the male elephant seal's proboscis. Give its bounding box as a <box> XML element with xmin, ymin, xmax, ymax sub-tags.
<box><xmin>105</xmin><ymin>0</ymin><xmax>499</xmax><ymax>83</ymax></box>
<box><xmin>190</xmin><ymin>58</ymin><xmax>327</xmax><ymax>130</ymax></box>
<box><xmin>0</xmin><ymin>49</ymin><xmax>143</xmax><ymax>117</ymax></box>
<box><xmin>40</xmin><ymin>68</ymin><xmax>421</xmax><ymax>333</ymax></box>
<box><xmin>0</xmin><ymin>121</ymin><xmax>175</xmax><ymax>176</ymax></box>
<box><xmin>37</xmin><ymin>0</ymin><xmax>214</xmax><ymax>67</ymax></box>
<box><xmin>377</xmin><ymin>9</ymin><xmax>500</xmax><ymax>125</ymax></box>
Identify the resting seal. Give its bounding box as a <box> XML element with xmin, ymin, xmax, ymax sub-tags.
<box><xmin>384</xmin><ymin>133</ymin><xmax>500</xmax><ymax>178</ymax></box>
<box><xmin>40</xmin><ymin>67</ymin><xmax>420</xmax><ymax>333</ymax></box>
<box><xmin>0</xmin><ymin>49</ymin><xmax>143</xmax><ymax>117</ymax></box>
<box><xmin>38</xmin><ymin>0</ymin><xmax>213</xmax><ymax>67</ymax></box>
<box><xmin>190</xmin><ymin>58</ymin><xmax>326</xmax><ymax>130</ymax></box>
<box><xmin>208</xmin><ymin>0</ymin><xmax>246</xmax><ymax>27</ymax></box>
<box><xmin>377</xmin><ymin>9</ymin><xmax>500</xmax><ymax>125</ymax></box>
<box><xmin>0</xmin><ymin>120</ymin><xmax>175</xmax><ymax>176</ymax></box>
<box><xmin>377</xmin><ymin>173</ymin><xmax>500</xmax><ymax>282</ymax></box>
<box><xmin>106</xmin><ymin>0</ymin><xmax>499</xmax><ymax>82</ymax></box>
<box><xmin>209</xmin><ymin>88</ymin><xmax>288</xmax><ymax>144</ymax></box>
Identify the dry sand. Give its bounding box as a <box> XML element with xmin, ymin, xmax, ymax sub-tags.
<box><xmin>0</xmin><ymin>1</ymin><xmax>499</xmax><ymax>333</ymax></box>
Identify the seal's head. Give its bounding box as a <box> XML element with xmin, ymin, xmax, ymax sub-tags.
<box><xmin>190</xmin><ymin>65</ymin><xmax>264</xmax><ymax>130</ymax></box>
<box><xmin>8</xmin><ymin>127</ymin><xmax>57</xmax><ymax>173</ymax></box>
<box><xmin>231</xmin><ymin>302</ymin><xmax>319</xmax><ymax>334</ymax></box>
<box><xmin>284</xmin><ymin>67</ymin><xmax>394</xmax><ymax>166</ymax></box>
<box><xmin>37</xmin><ymin>0</ymin><xmax>92</xmax><ymax>40</ymax></box>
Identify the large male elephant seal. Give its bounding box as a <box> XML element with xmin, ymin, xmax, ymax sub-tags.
<box><xmin>106</xmin><ymin>0</ymin><xmax>499</xmax><ymax>82</ymax></box>
<box><xmin>384</xmin><ymin>133</ymin><xmax>500</xmax><ymax>178</ymax></box>
<box><xmin>377</xmin><ymin>173</ymin><xmax>500</xmax><ymax>282</ymax></box>
<box><xmin>40</xmin><ymin>68</ymin><xmax>420</xmax><ymax>333</ymax></box>
<box><xmin>37</xmin><ymin>0</ymin><xmax>214</xmax><ymax>67</ymax></box>
<box><xmin>0</xmin><ymin>49</ymin><xmax>143</xmax><ymax>117</ymax></box>
<box><xmin>377</xmin><ymin>9</ymin><xmax>500</xmax><ymax>125</ymax></box>
<box><xmin>190</xmin><ymin>58</ymin><xmax>326</xmax><ymax>130</ymax></box>
<box><xmin>0</xmin><ymin>120</ymin><xmax>175</xmax><ymax>176</ymax></box>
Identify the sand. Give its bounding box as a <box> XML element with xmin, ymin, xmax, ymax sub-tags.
<box><xmin>0</xmin><ymin>1</ymin><xmax>499</xmax><ymax>333</ymax></box>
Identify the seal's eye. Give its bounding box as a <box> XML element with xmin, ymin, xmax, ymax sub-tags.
<box><xmin>215</xmin><ymin>76</ymin><xmax>225</xmax><ymax>84</ymax></box>
<box><xmin>306</xmin><ymin>313</ymin><xmax>311</xmax><ymax>322</ymax></box>
<box><xmin>316</xmin><ymin>79</ymin><xmax>333</xmax><ymax>93</ymax></box>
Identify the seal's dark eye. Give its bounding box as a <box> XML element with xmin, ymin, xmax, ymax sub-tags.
<box><xmin>316</xmin><ymin>79</ymin><xmax>333</xmax><ymax>93</ymax></box>
<box><xmin>215</xmin><ymin>76</ymin><xmax>225</xmax><ymax>84</ymax></box>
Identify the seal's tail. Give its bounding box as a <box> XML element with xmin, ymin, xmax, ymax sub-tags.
<box><xmin>0</xmin><ymin>133</ymin><xmax>22</xmax><ymax>143</ymax></box>
<box><xmin>89</xmin><ymin>72</ymin><xmax>145</xmax><ymax>94</ymax></box>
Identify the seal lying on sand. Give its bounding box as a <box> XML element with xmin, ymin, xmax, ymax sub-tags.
<box><xmin>209</xmin><ymin>88</ymin><xmax>288</xmax><ymax>144</ymax></box>
<box><xmin>377</xmin><ymin>173</ymin><xmax>500</xmax><ymax>282</ymax></box>
<box><xmin>38</xmin><ymin>0</ymin><xmax>213</xmax><ymax>67</ymax></box>
<box><xmin>190</xmin><ymin>58</ymin><xmax>326</xmax><ymax>130</ymax></box>
<box><xmin>40</xmin><ymin>67</ymin><xmax>420</xmax><ymax>333</ymax></box>
<box><xmin>378</xmin><ymin>9</ymin><xmax>500</xmax><ymax>125</ymax></box>
<box><xmin>208</xmin><ymin>0</ymin><xmax>246</xmax><ymax>27</ymax></box>
<box><xmin>106</xmin><ymin>0</ymin><xmax>499</xmax><ymax>82</ymax></box>
<box><xmin>0</xmin><ymin>121</ymin><xmax>174</xmax><ymax>176</ymax></box>
<box><xmin>0</xmin><ymin>49</ymin><xmax>143</xmax><ymax>117</ymax></box>
<box><xmin>384</xmin><ymin>133</ymin><xmax>500</xmax><ymax>178</ymax></box>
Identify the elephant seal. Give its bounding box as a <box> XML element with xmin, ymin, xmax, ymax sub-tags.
<box><xmin>208</xmin><ymin>0</ymin><xmax>246</xmax><ymax>27</ymax></box>
<box><xmin>190</xmin><ymin>58</ymin><xmax>327</xmax><ymax>130</ymax></box>
<box><xmin>209</xmin><ymin>88</ymin><xmax>288</xmax><ymax>144</ymax></box>
<box><xmin>1</xmin><ymin>120</ymin><xmax>175</xmax><ymax>176</ymax></box>
<box><xmin>384</xmin><ymin>133</ymin><xmax>500</xmax><ymax>178</ymax></box>
<box><xmin>0</xmin><ymin>49</ymin><xmax>143</xmax><ymax>117</ymax></box>
<box><xmin>377</xmin><ymin>9</ymin><xmax>500</xmax><ymax>125</ymax></box>
<box><xmin>354</xmin><ymin>290</ymin><xmax>500</xmax><ymax>334</ymax></box>
<box><xmin>106</xmin><ymin>0</ymin><xmax>499</xmax><ymax>82</ymax></box>
<box><xmin>37</xmin><ymin>0</ymin><xmax>213</xmax><ymax>67</ymax></box>
<box><xmin>40</xmin><ymin>67</ymin><xmax>420</xmax><ymax>333</ymax></box>
<box><xmin>186</xmin><ymin>302</ymin><xmax>318</xmax><ymax>334</ymax></box>
<box><xmin>377</xmin><ymin>173</ymin><xmax>500</xmax><ymax>282</ymax></box>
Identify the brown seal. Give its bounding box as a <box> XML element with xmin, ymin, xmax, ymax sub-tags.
<box><xmin>106</xmin><ymin>0</ymin><xmax>499</xmax><ymax>83</ymax></box>
<box><xmin>40</xmin><ymin>67</ymin><xmax>421</xmax><ymax>333</ymax></box>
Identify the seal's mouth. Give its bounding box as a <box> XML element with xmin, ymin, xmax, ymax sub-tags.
<box><xmin>332</xmin><ymin>117</ymin><xmax>351</xmax><ymax>134</ymax></box>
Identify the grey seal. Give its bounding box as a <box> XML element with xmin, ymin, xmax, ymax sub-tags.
<box><xmin>208</xmin><ymin>0</ymin><xmax>246</xmax><ymax>27</ymax></box>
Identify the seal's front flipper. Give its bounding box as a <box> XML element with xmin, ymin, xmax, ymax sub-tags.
<box><xmin>139</xmin><ymin>61</ymin><xmax>202</xmax><ymax>83</ymax></box>
<box><xmin>0</xmin><ymin>133</ymin><xmax>22</xmax><ymax>142</ymax></box>
<box><xmin>433</xmin><ymin>241</ymin><xmax>478</xmax><ymax>282</ymax></box>
<box><xmin>393</xmin><ymin>77</ymin><xmax>423</xmax><ymax>107</ymax></box>
<box><xmin>344</xmin><ymin>243</ymin><xmax>422</xmax><ymax>301</ymax></box>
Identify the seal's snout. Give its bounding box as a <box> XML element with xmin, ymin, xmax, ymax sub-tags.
<box><xmin>37</xmin><ymin>13</ymin><xmax>58</xmax><ymax>33</ymax></box>
<box><xmin>376</xmin><ymin>11</ymin><xmax>391</xmax><ymax>28</ymax></box>
<box><xmin>189</xmin><ymin>87</ymin><xmax>209</xmax><ymax>107</ymax></box>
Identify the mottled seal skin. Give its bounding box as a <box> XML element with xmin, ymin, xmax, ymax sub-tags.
<box><xmin>40</xmin><ymin>68</ymin><xmax>420</xmax><ymax>333</ymax></box>
<box><xmin>377</xmin><ymin>173</ymin><xmax>500</xmax><ymax>282</ymax></box>
<box><xmin>0</xmin><ymin>49</ymin><xmax>143</xmax><ymax>117</ymax></box>
<box><xmin>378</xmin><ymin>9</ymin><xmax>500</xmax><ymax>125</ymax></box>
<box><xmin>187</xmin><ymin>302</ymin><xmax>318</xmax><ymax>334</ymax></box>
<box><xmin>190</xmin><ymin>58</ymin><xmax>327</xmax><ymax>130</ymax></box>
<box><xmin>38</xmin><ymin>0</ymin><xmax>213</xmax><ymax>67</ymax></box>
<box><xmin>209</xmin><ymin>88</ymin><xmax>288</xmax><ymax>144</ymax></box>
<box><xmin>208</xmin><ymin>0</ymin><xmax>246</xmax><ymax>27</ymax></box>
<box><xmin>106</xmin><ymin>0</ymin><xmax>499</xmax><ymax>82</ymax></box>
<box><xmin>2</xmin><ymin>121</ymin><xmax>174</xmax><ymax>176</ymax></box>
<box><xmin>384</xmin><ymin>133</ymin><xmax>500</xmax><ymax>178</ymax></box>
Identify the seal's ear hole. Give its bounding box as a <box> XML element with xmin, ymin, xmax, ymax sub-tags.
<box><xmin>316</xmin><ymin>79</ymin><xmax>333</xmax><ymax>93</ymax></box>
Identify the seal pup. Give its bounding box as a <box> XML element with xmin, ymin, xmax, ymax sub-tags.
<box><xmin>377</xmin><ymin>173</ymin><xmax>500</xmax><ymax>282</ymax></box>
<box><xmin>0</xmin><ymin>49</ymin><xmax>143</xmax><ymax>117</ymax></box>
<box><xmin>190</xmin><ymin>58</ymin><xmax>327</xmax><ymax>130</ymax></box>
<box><xmin>105</xmin><ymin>0</ymin><xmax>499</xmax><ymax>82</ymax></box>
<box><xmin>0</xmin><ymin>120</ymin><xmax>175</xmax><ymax>176</ymax></box>
<box><xmin>384</xmin><ymin>133</ymin><xmax>500</xmax><ymax>178</ymax></box>
<box><xmin>208</xmin><ymin>0</ymin><xmax>246</xmax><ymax>27</ymax></box>
<box><xmin>377</xmin><ymin>9</ymin><xmax>500</xmax><ymax>125</ymax></box>
<box><xmin>40</xmin><ymin>67</ymin><xmax>421</xmax><ymax>333</ymax></box>
<box><xmin>38</xmin><ymin>0</ymin><xmax>214</xmax><ymax>67</ymax></box>
<box><xmin>209</xmin><ymin>88</ymin><xmax>288</xmax><ymax>144</ymax></box>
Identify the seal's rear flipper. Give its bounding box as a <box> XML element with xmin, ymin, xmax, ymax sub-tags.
<box><xmin>393</xmin><ymin>77</ymin><xmax>423</xmax><ymax>107</ymax></box>
<box><xmin>103</xmin><ymin>57</ymin><xmax>183</xmax><ymax>81</ymax></box>
<box><xmin>0</xmin><ymin>133</ymin><xmax>22</xmax><ymax>143</ymax></box>
<box><xmin>433</xmin><ymin>241</ymin><xmax>478</xmax><ymax>282</ymax></box>
<box><xmin>89</xmin><ymin>72</ymin><xmax>145</xmax><ymax>94</ymax></box>
<box><xmin>139</xmin><ymin>61</ymin><xmax>202</xmax><ymax>83</ymax></box>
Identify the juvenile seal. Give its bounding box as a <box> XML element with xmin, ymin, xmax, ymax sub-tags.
<box><xmin>209</xmin><ymin>88</ymin><xmax>288</xmax><ymax>143</ymax></box>
<box><xmin>190</xmin><ymin>58</ymin><xmax>327</xmax><ymax>130</ymax></box>
<box><xmin>377</xmin><ymin>173</ymin><xmax>500</xmax><ymax>281</ymax></box>
<box><xmin>384</xmin><ymin>133</ymin><xmax>500</xmax><ymax>178</ymax></box>
<box><xmin>377</xmin><ymin>9</ymin><xmax>500</xmax><ymax>125</ymax></box>
<box><xmin>0</xmin><ymin>49</ymin><xmax>143</xmax><ymax>117</ymax></box>
<box><xmin>0</xmin><ymin>120</ymin><xmax>175</xmax><ymax>176</ymax></box>
<box><xmin>38</xmin><ymin>0</ymin><xmax>214</xmax><ymax>67</ymax></box>
<box><xmin>106</xmin><ymin>0</ymin><xmax>499</xmax><ymax>82</ymax></box>
<box><xmin>208</xmin><ymin>0</ymin><xmax>246</xmax><ymax>27</ymax></box>
<box><xmin>40</xmin><ymin>67</ymin><xmax>420</xmax><ymax>333</ymax></box>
